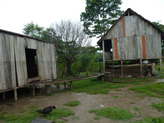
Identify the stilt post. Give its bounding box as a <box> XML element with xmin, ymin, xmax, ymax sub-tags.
<box><xmin>160</xmin><ymin>58</ymin><xmax>162</xmax><ymax>77</ymax></box>
<box><xmin>121</xmin><ymin>60</ymin><xmax>124</xmax><ymax>78</ymax></box>
<box><xmin>64</xmin><ymin>82</ymin><xmax>66</xmax><ymax>90</ymax></box>
<box><xmin>3</xmin><ymin>92</ymin><xmax>6</xmax><ymax>100</ymax></box>
<box><xmin>14</xmin><ymin>88</ymin><xmax>18</xmax><ymax>101</ymax></box>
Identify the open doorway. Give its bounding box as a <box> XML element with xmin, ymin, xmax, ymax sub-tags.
<box><xmin>161</xmin><ymin>35</ymin><xmax>164</xmax><ymax>56</ymax></box>
<box><xmin>25</xmin><ymin>48</ymin><xmax>38</xmax><ymax>78</ymax></box>
<box><xmin>104</xmin><ymin>39</ymin><xmax>113</xmax><ymax>60</ymax></box>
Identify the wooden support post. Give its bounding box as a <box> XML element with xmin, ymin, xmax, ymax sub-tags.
<box><xmin>46</xmin><ymin>85</ymin><xmax>51</xmax><ymax>94</ymax></box>
<box><xmin>121</xmin><ymin>60</ymin><xmax>124</xmax><ymax>78</ymax></box>
<box><xmin>64</xmin><ymin>82</ymin><xmax>66</xmax><ymax>90</ymax></box>
<box><xmin>69</xmin><ymin>81</ymin><xmax>72</xmax><ymax>89</ymax></box>
<box><xmin>140</xmin><ymin>59</ymin><xmax>143</xmax><ymax>77</ymax></box>
<box><xmin>14</xmin><ymin>88</ymin><xmax>17</xmax><ymax>101</ymax></box>
<box><xmin>102</xmin><ymin>40</ymin><xmax>106</xmax><ymax>72</ymax></box>
<box><xmin>3</xmin><ymin>92</ymin><xmax>6</xmax><ymax>100</ymax></box>
<box><xmin>56</xmin><ymin>84</ymin><xmax>60</xmax><ymax>89</ymax></box>
<box><xmin>160</xmin><ymin>58</ymin><xmax>162</xmax><ymax>77</ymax></box>
<box><xmin>32</xmin><ymin>86</ymin><xmax>35</xmax><ymax>96</ymax></box>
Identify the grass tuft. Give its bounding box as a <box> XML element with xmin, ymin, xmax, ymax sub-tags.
<box><xmin>112</xmin><ymin>96</ymin><xmax>120</xmax><ymax>98</ymax></box>
<box><xmin>152</xmin><ymin>102</ymin><xmax>164</xmax><ymax>112</ymax></box>
<box><xmin>129</xmin><ymin>82</ymin><xmax>164</xmax><ymax>98</ymax></box>
<box><xmin>89</xmin><ymin>107</ymin><xmax>134</xmax><ymax>121</ymax></box>
<box><xmin>64</xmin><ymin>100</ymin><xmax>80</xmax><ymax>107</ymax></box>
<box><xmin>130</xmin><ymin>117</ymin><xmax>164</xmax><ymax>123</ymax></box>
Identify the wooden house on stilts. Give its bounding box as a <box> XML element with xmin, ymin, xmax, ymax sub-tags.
<box><xmin>0</xmin><ymin>29</ymin><xmax>57</xmax><ymax>100</ymax></box>
<box><xmin>97</xmin><ymin>8</ymin><xmax>164</xmax><ymax>78</ymax></box>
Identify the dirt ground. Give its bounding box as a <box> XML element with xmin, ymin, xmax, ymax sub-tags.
<box><xmin>0</xmin><ymin>80</ymin><xmax>163</xmax><ymax>123</ymax></box>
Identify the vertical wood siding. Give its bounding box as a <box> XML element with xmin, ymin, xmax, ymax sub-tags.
<box><xmin>0</xmin><ymin>32</ymin><xmax>57</xmax><ymax>91</ymax></box>
<box><xmin>103</xmin><ymin>14</ymin><xmax>162</xmax><ymax>60</ymax></box>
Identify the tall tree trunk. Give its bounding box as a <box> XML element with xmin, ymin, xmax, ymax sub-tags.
<box><xmin>67</xmin><ymin>61</ymin><xmax>72</xmax><ymax>75</ymax></box>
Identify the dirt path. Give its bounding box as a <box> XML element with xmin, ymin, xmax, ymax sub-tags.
<box><xmin>0</xmin><ymin>83</ymin><xmax>163</xmax><ymax>123</ymax></box>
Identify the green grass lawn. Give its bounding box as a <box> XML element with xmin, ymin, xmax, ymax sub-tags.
<box><xmin>129</xmin><ymin>82</ymin><xmax>164</xmax><ymax>98</ymax></box>
<box><xmin>0</xmin><ymin>105</ymin><xmax>74</xmax><ymax>123</ymax></box>
<box><xmin>70</xmin><ymin>77</ymin><xmax>153</xmax><ymax>94</ymax></box>
<box><xmin>71</xmin><ymin>78</ymin><xmax>126</xmax><ymax>94</ymax></box>
<box><xmin>89</xmin><ymin>107</ymin><xmax>134</xmax><ymax>121</ymax></box>
<box><xmin>64</xmin><ymin>100</ymin><xmax>80</xmax><ymax>107</ymax></box>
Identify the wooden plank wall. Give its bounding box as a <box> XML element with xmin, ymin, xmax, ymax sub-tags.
<box><xmin>0</xmin><ymin>32</ymin><xmax>57</xmax><ymax>91</ymax></box>
<box><xmin>104</xmin><ymin>15</ymin><xmax>162</xmax><ymax>60</ymax></box>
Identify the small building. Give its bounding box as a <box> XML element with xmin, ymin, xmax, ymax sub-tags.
<box><xmin>0</xmin><ymin>29</ymin><xmax>57</xmax><ymax>100</ymax></box>
<box><xmin>97</xmin><ymin>8</ymin><xmax>164</xmax><ymax>78</ymax></box>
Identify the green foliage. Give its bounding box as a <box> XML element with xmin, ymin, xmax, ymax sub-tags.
<box><xmin>129</xmin><ymin>82</ymin><xmax>164</xmax><ymax>98</ymax></box>
<box><xmin>23</xmin><ymin>21</ymin><xmax>91</xmax><ymax>76</ymax></box>
<box><xmin>81</xmin><ymin>0</ymin><xmax>123</xmax><ymax>37</ymax></box>
<box><xmin>89</xmin><ymin>107</ymin><xmax>134</xmax><ymax>121</ymax></box>
<box><xmin>0</xmin><ymin>105</ymin><xmax>74</xmax><ymax>123</ymax></box>
<box><xmin>64</xmin><ymin>100</ymin><xmax>80</xmax><ymax>107</ymax></box>
<box><xmin>130</xmin><ymin>117</ymin><xmax>164</xmax><ymax>123</ymax></box>
<box><xmin>112</xmin><ymin>96</ymin><xmax>120</xmax><ymax>98</ymax></box>
<box><xmin>152</xmin><ymin>21</ymin><xmax>164</xmax><ymax>32</ymax></box>
<box><xmin>71</xmin><ymin>78</ymin><xmax>126</xmax><ymax>94</ymax></box>
<box><xmin>152</xmin><ymin>102</ymin><xmax>164</xmax><ymax>112</ymax></box>
<box><xmin>23</xmin><ymin>22</ymin><xmax>44</xmax><ymax>39</ymax></box>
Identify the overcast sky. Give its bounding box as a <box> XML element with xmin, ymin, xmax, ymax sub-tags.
<box><xmin>0</xmin><ymin>0</ymin><xmax>164</xmax><ymax>46</ymax></box>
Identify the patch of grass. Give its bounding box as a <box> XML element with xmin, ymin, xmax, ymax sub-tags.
<box><xmin>94</xmin><ymin>116</ymin><xmax>101</xmax><ymax>120</ymax></box>
<box><xmin>19</xmin><ymin>110</ymin><xmax>26</xmax><ymax>113</ymax></box>
<box><xmin>115</xmin><ymin>77</ymin><xmax>152</xmax><ymax>84</ymax></box>
<box><xmin>129</xmin><ymin>82</ymin><xmax>164</xmax><ymax>98</ymax></box>
<box><xmin>115</xmin><ymin>88</ymin><xmax>122</xmax><ymax>91</ymax></box>
<box><xmin>133</xmin><ymin>107</ymin><xmax>142</xmax><ymax>115</ymax></box>
<box><xmin>130</xmin><ymin>117</ymin><xmax>164</xmax><ymax>123</ymax></box>
<box><xmin>112</xmin><ymin>96</ymin><xmax>120</xmax><ymax>98</ymax></box>
<box><xmin>136</xmin><ymin>94</ymin><xmax>147</xmax><ymax>98</ymax></box>
<box><xmin>0</xmin><ymin>105</ymin><xmax>74</xmax><ymax>123</ymax></box>
<box><xmin>89</xmin><ymin>107</ymin><xmax>134</xmax><ymax>121</ymax></box>
<box><xmin>71</xmin><ymin>78</ymin><xmax>126</xmax><ymax>94</ymax></box>
<box><xmin>41</xmin><ymin>108</ymin><xmax>74</xmax><ymax>121</ymax></box>
<box><xmin>133</xmin><ymin>107</ymin><xmax>141</xmax><ymax>112</ymax></box>
<box><xmin>46</xmin><ymin>93</ymin><xmax>53</xmax><ymax>96</ymax></box>
<box><xmin>64</xmin><ymin>100</ymin><xmax>80</xmax><ymax>107</ymax></box>
<box><xmin>152</xmin><ymin>102</ymin><xmax>164</xmax><ymax>112</ymax></box>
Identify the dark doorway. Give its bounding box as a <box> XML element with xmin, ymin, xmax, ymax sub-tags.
<box><xmin>25</xmin><ymin>48</ymin><xmax>38</xmax><ymax>78</ymax></box>
<box><xmin>104</xmin><ymin>39</ymin><xmax>113</xmax><ymax>59</ymax></box>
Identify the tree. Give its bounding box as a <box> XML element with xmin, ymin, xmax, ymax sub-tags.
<box><xmin>80</xmin><ymin>0</ymin><xmax>123</xmax><ymax>38</ymax></box>
<box><xmin>152</xmin><ymin>21</ymin><xmax>164</xmax><ymax>32</ymax></box>
<box><xmin>23</xmin><ymin>22</ymin><xmax>44</xmax><ymax>39</ymax></box>
<box><xmin>54</xmin><ymin>20</ymin><xmax>91</xmax><ymax>75</ymax></box>
<box><xmin>23</xmin><ymin>21</ymin><xmax>91</xmax><ymax>76</ymax></box>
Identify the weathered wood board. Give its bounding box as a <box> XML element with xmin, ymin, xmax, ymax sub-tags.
<box><xmin>0</xmin><ymin>31</ymin><xmax>57</xmax><ymax>92</ymax></box>
<box><xmin>103</xmin><ymin>14</ymin><xmax>162</xmax><ymax>60</ymax></box>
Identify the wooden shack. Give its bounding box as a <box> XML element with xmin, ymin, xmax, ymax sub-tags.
<box><xmin>97</xmin><ymin>8</ymin><xmax>164</xmax><ymax>78</ymax></box>
<box><xmin>0</xmin><ymin>29</ymin><xmax>57</xmax><ymax>100</ymax></box>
